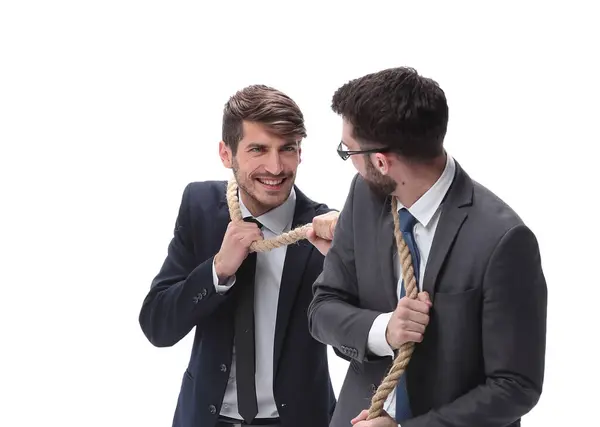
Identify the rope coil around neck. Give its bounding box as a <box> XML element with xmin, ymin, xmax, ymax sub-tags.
<box><xmin>226</xmin><ymin>177</ymin><xmax>311</xmax><ymax>253</ymax></box>
<box><xmin>366</xmin><ymin>197</ymin><xmax>419</xmax><ymax>420</ymax></box>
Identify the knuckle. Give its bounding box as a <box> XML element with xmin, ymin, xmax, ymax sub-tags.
<box><xmin>396</xmin><ymin>306</ymin><xmax>408</xmax><ymax>318</ymax></box>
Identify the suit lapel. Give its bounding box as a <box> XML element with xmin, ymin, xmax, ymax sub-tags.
<box><xmin>377</xmin><ymin>197</ymin><xmax>400</xmax><ymax>308</ymax></box>
<box><xmin>422</xmin><ymin>163</ymin><xmax>473</xmax><ymax>302</ymax></box>
<box><xmin>273</xmin><ymin>187</ymin><xmax>316</xmax><ymax>375</ymax></box>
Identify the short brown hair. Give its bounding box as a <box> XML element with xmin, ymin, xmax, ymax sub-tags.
<box><xmin>222</xmin><ymin>84</ymin><xmax>307</xmax><ymax>154</ymax></box>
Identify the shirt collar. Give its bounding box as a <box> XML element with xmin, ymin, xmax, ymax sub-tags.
<box><xmin>396</xmin><ymin>154</ymin><xmax>456</xmax><ymax>228</ymax></box>
<box><xmin>238</xmin><ymin>188</ymin><xmax>297</xmax><ymax>234</ymax></box>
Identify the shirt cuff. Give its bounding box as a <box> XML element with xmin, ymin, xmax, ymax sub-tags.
<box><xmin>367</xmin><ymin>312</ymin><xmax>394</xmax><ymax>357</ymax></box>
<box><xmin>212</xmin><ymin>258</ymin><xmax>236</xmax><ymax>293</ymax></box>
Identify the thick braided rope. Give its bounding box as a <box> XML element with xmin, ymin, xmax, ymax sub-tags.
<box><xmin>226</xmin><ymin>177</ymin><xmax>314</xmax><ymax>252</ymax></box>
<box><xmin>367</xmin><ymin>197</ymin><xmax>419</xmax><ymax>420</ymax></box>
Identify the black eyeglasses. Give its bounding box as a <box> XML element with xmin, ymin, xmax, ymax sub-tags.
<box><xmin>336</xmin><ymin>141</ymin><xmax>391</xmax><ymax>160</ymax></box>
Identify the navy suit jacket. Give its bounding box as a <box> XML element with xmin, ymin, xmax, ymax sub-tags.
<box><xmin>139</xmin><ymin>180</ymin><xmax>337</xmax><ymax>427</ymax></box>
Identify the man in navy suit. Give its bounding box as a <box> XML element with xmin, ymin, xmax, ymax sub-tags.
<box><xmin>139</xmin><ymin>84</ymin><xmax>338</xmax><ymax>427</ymax></box>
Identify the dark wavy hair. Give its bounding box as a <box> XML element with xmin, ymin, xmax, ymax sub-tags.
<box><xmin>331</xmin><ymin>67</ymin><xmax>448</xmax><ymax>161</ymax></box>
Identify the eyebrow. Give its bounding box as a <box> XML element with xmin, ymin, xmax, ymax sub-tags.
<box><xmin>247</xmin><ymin>142</ymin><xmax>266</xmax><ymax>148</ymax></box>
<box><xmin>246</xmin><ymin>141</ymin><xmax>298</xmax><ymax>149</ymax></box>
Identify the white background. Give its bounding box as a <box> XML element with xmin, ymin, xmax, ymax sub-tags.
<box><xmin>1</xmin><ymin>1</ymin><xmax>598</xmax><ymax>426</ymax></box>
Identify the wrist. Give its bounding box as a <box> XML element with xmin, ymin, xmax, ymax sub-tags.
<box><xmin>214</xmin><ymin>253</ymin><xmax>231</xmax><ymax>283</ymax></box>
<box><xmin>385</xmin><ymin>325</ymin><xmax>399</xmax><ymax>351</ymax></box>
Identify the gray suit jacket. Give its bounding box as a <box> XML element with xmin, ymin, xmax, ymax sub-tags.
<box><xmin>308</xmin><ymin>162</ymin><xmax>547</xmax><ymax>427</ymax></box>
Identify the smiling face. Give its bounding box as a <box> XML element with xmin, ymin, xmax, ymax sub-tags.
<box><xmin>220</xmin><ymin>121</ymin><xmax>301</xmax><ymax>215</ymax></box>
<box><xmin>219</xmin><ymin>84</ymin><xmax>307</xmax><ymax>216</ymax></box>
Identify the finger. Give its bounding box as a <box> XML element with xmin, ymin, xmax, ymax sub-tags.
<box><xmin>403</xmin><ymin>298</ymin><xmax>431</xmax><ymax>314</ymax></box>
<box><xmin>312</xmin><ymin>220</ymin><xmax>333</xmax><ymax>241</ymax></box>
<box><xmin>235</xmin><ymin>228</ymin><xmax>263</xmax><ymax>241</ymax></box>
<box><xmin>305</xmin><ymin>227</ymin><xmax>317</xmax><ymax>243</ymax></box>
<box><xmin>235</xmin><ymin>221</ymin><xmax>262</xmax><ymax>231</ymax></box>
<box><xmin>403</xmin><ymin>330</ymin><xmax>424</xmax><ymax>343</ymax></box>
<box><xmin>418</xmin><ymin>291</ymin><xmax>432</xmax><ymax>305</ymax></box>
<box><xmin>329</xmin><ymin>216</ymin><xmax>338</xmax><ymax>237</ymax></box>
<box><xmin>403</xmin><ymin>319</ymin><xmax>426</xmax><ymax>334</ymax></box>
<box><xmin>405</xmin><ymin>310</ymin><xmax>430</xmax><ymax>327</ymax></box>
<box><xmin>351</xmin><ymin>411</ymin><xmax>368</xmax><ymax>424</ymax></box>
<box><xmin>239</xmin><ymin>231</ymin><xmax>264</xmax><ymax>246</ymax></box>
<box><xmin>351</xmin><ymin>410</ymin><xmax>369</xmax><ymax>424</ymax></box>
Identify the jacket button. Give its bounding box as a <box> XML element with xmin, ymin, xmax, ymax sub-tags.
<box><xmin>208</xmin><ymin>405</ymin><xmax>216</xmax><ymax>414</ymax></box>
<box><xmin>201</xmin><ymin>288</ymin><xmax>207</xmax><ymax>296</ymax></box>
<box><xmin>220</xmin><ymin>364</ymin><xmax>227</xmax><ymax>372</ymax></box>
<box><xmin>370</xmin><ymin>384</ymin><xmax>377</xmax><ymax>393</ymax></box>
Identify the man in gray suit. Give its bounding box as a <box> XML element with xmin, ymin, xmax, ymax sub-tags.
<box><xmin>307</xmin><ymin>67</ymin><xmax>547</xmax><ymax>427</ymax></box>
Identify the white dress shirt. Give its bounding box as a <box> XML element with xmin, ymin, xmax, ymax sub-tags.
<box><xmin>367</xmin><ymin>154</ymin><xmax>456</xmax><ymax>419</ymax></box>
<box><xmin>211</xmin><ymin>188</ymin><xmax>296</xmax><ymax>420</ymax></box>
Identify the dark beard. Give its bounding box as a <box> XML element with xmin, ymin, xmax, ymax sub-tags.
<box><xmin>365</xmin><ymin>158</ymin><xmax>397</xmax><ymax>198</ymax></box>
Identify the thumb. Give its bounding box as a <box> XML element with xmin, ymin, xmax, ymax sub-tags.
<box><xmin>418</xmin><ymin>291</ymin><xmax>432</xmax><ymax>305</ymax></box>
<box><xmin>306</xmin><ymin>227</ymin><xmax>317</xmax><ymax>243</ymax></box>
<box><xmin>351</xmin><ymin>410</ymin><xmax>369</xmax><ymax>424</ymax></box>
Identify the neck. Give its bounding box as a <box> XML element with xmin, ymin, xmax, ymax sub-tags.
<box><xmin>239</xmin><ymin>190</ymin><xmax>271</xmax><ymax>217</ymax></box>
<box><xmin>391</xmin><ymin>154</ymin><xmax>446</xmax><ymax>208</ymax></box>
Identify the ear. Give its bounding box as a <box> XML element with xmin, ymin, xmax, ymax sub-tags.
<box><xmin>373</xmin><ymin>153</ymin><xmax>391</xmax><ymax>175</ymax></box>
<box><xmin>219</xmin><ymin>141</ymin><xmax>233</xmax><ymax>168</ymax></box>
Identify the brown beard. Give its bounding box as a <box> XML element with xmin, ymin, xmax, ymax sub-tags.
<box><xmin>364</xmin><ymin>157</ymin><xmax>397</xmax><ymax>198</ymax></box>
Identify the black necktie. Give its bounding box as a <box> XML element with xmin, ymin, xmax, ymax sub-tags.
<box><xmin>234</xmin><ymin>217</ymin><xmax>261</xmax><ymax>423</ymax></box>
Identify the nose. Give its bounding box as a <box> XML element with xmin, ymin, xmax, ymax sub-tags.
<box><xmin>264</xmin><ymin>151</ymin><xmax>283</xmax><ymax>175</ymax></box>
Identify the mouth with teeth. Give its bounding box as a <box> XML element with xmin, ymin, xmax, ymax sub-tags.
<box><xmin>256</xmin><ymin>177</ymin><xmax>287</xmax><ymax>191</ymax></box>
